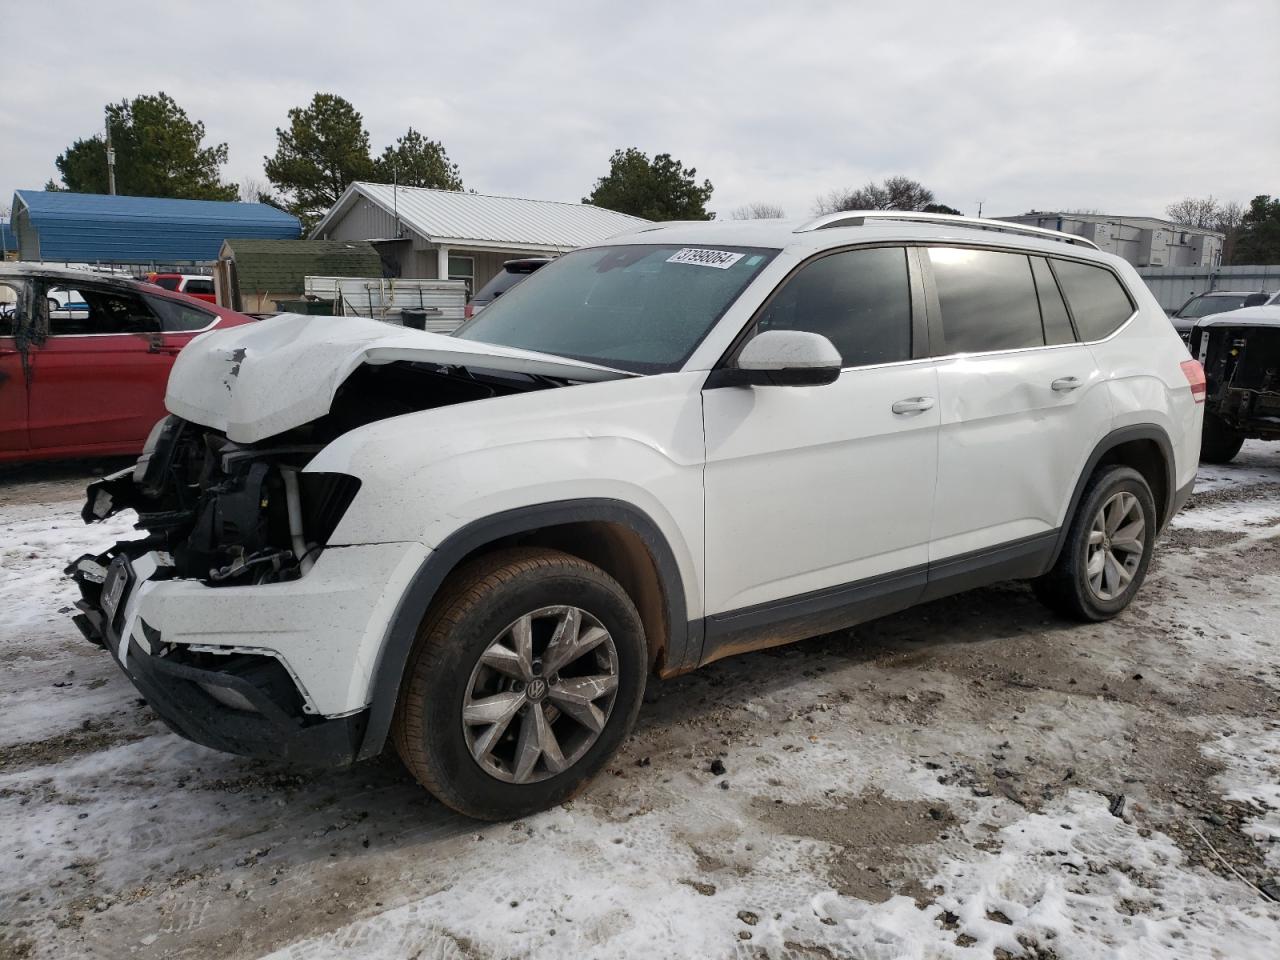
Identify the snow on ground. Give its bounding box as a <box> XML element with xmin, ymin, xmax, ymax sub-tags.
<box><xmin>1</xmin><ymin>448</ymin><xmax>1279</xmax><ymax>959</ymax></box>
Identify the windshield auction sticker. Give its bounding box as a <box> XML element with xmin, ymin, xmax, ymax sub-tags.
<box><xmin>667</xmin><ymin>248</ymin><xmax>744</xmax><ymax>269</ymax></box>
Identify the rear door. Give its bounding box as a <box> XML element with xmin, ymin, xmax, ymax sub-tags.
<box><xmin>0</xmin><ymin>279</ymin><xmax>30</xmax><ymax>453</ymax></box>
<box><xmin>26</xmin><ymin>282</ymin><xmax>171</xmax><ymax>452</ymax></box>
<box><xmin>925</xmin><ymin>247</ymin><xmax>1112</xmax><ymax>579</ymax></box>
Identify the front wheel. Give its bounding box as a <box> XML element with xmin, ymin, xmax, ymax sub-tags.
<box><xmin>392</xmin><ymin>548</ymin><xmax>647</xmax><ymax>820</ymax></box>
<box><xmin>1033</xmin><ymin>465</ymin><xmax>1157</xmax><ymax>621</ymax></box>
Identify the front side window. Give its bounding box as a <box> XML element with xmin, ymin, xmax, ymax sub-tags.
<box><xmin>454</xmin><ymin>244</ymin><xmax>777</xmax><ymax>374</ymax></box>
<box><xmin>1051</xmin><ymin>259</ymin><xmax>1134</xmax><ymax>340</ymax></box>
<box><xmin>752</xmin><ymin>246</ymin><xmax>912</xmax><ymax>367</ymax></box>
<box><xmin>929</xmin><ymin>247</ymin><xmax>1044</xmax><ymax>354</ymax></box>
<box><xmin>44</xmin><ymin>285</ymin><xmax>159</xmax><ymax>337</ymax></box>
<box><xmin>0</xmin><ymin>282</ymin><xmax>21</xmax><ymax>337</ymax></box>
<box><xmin>145</xmin><ymin>294</ymin><xmax>216</xmax><ymax>332</ymax></box>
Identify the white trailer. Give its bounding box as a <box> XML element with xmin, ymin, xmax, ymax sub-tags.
<box><xmin>304</xmin><ymin>276</ymin><xmax>469</xmax><ymax>333</ymax></box>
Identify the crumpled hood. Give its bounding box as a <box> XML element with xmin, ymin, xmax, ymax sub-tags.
<box><xmin>165</xmin><ymin>314</ymin><xmax>629</xmax><ymax>443</ymax></box>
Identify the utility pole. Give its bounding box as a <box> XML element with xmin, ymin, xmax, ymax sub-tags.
<box><xmin>105</xmin><ymin>107</ymin><xmax>117</xmax><ymax>195</ymax></box>
<box><xmin>976</xmin><ymin>200</ymin><xmax>984</xmax><ymax>218</ymax></box>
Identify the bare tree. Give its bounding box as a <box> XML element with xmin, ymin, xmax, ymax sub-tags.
<box><xmin>1215</xmin><ymin>200</ymin><xmax>1245</xmax><ymax>264</ymax></box>
<box><xmin>239</xmin><ymin>176</ymin><xmax>273</xmax><ymax>204</ymax></box>
<box><xmin>728</xmin><ymin>202</ymin><xmax>785</xmax><ymax>220</ymax></box>
<box><xmin>815</xmin><ymin>175</ymin><xmax>936</xmax><ymax>214</ymax></box>
<box><xmin>1217</xmin><ymin>200</ymin><xmax>1244</xmax><ymax>232</ymax></box>
<box><xmin>1166</xmin><ymin>196</ymin><xmax>1221</xmax><ymax>229</ymax></box>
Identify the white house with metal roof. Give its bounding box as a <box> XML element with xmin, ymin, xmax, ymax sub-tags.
<box><xmin>310</xmin><ymin>182</ymin><xmax>647</xmax><ymax>296</ymax></box>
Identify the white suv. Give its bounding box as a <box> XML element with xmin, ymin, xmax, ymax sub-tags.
<box><xmin>69</xmin><ymin>212</ymin><xmax>1205</xmax><ymax>820</ymax></box>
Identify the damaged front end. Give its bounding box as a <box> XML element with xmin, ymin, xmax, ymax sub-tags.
<box><xmin>63</xmin><ymin>343</ymin><xmax>578</xmax><ymax>764</ymax></box>
<box><xmin>68</xmin><ymin>414</ymin><xmax>360</xmax><ymax>648</ymax></box>
<box><xmin>1194</xmin><ymin>323</ymin><xmax>1280</xmax><ymax>439</ymax></box>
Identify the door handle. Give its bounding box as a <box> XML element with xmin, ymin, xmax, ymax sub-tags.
<box><xmin>1050</xmin><ymin>376</ymin><xmax>1082</xmax><ymax>392</ymax></box>
<box><xmin>891</xmin><ymin>396</ymin><xmax>936</xmax><ymax>415</ymax></box>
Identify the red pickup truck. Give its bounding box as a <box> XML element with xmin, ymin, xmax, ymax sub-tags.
<box><xmin>1</xmin><ymin>264</ymin><xmax>253</xmax><ymax>463</ymax></box>
<box><xmin>145</xmin><ymin>273</ymin><xmax>217</xmax><ymax>304</ymax></box>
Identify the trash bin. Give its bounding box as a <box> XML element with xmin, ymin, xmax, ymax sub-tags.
<box><xmin>399</xmin><ymin>312</ymin><xmax>430</xmax><ymax>335</ymax></box>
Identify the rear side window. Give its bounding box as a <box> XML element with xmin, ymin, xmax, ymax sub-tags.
<box><xmin>145</xmin><ymin>294</ymin><xmax>216</xmax><ymax>332</ymax></box>
<box><xmin>183</xmin><ymin>278</ymin><xmax>214</xmax><ymax>295</ymax></box>
<box><xmin>929</xmin><ymin>247</ymin><xmax>1043</xmax><ymax>353</ymax></box>
<box><xmin>44</xmin><ymin>285</ymin><xmax>159</xmax><ymax>336</ymax></box>
<box><xmin>755</xmin><ymin>246</ymin><xmax>912</xmax><ymax>368</ymax></box>
<box><xmin>1030</xmin><ymin>257</ymin><xmax>1076</xmax><ymax>345</ymax></box>
<box><xmin>152</xmin><ymin>276</ymin><xmax>181</xmax><ymax>290</ymax></box>
<box><xmin>472</xmin><ymin>269</ymin><xmax>527</xmax><ymax>304</ymax></box>
<box><xmin>1051</xmin><ymin>259</ymin><xmax>1134</xmax><ymax>341</ymax></box>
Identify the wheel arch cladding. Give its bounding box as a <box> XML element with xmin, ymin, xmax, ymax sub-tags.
<box><xmin>1051</xmin><ymin>425</ymin><xmax>1175</xmax><ymax>568</ymax></box>
<box><xmin>355</xmin><ymin>498</ymin><xmax>693</xmax><ymax>761</ymax></box>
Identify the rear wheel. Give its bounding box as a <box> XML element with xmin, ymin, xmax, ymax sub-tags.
<box><xmin>1199</xmin><ymin>414</ymin><xmax>1245</xmax><ymax>464</ymax></box>
<box><xmin>392</xmin><ymin>548</ymin><xmax>646</xmax><ymax>820</ymax></box>
<box><xmin>1033</xmin><ymin>465</ymin><xmax>1156</xmax><ymax>621</ymax></box>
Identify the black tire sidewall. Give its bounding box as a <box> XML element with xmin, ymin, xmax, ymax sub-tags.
<box><xmin>415</xmin><ymin>566</ymin><xmax>646</xmax><ymax>820</ymax></box>
<box><xmin>1062</xmin><ymin>466</ymin><xmax>1157</xmax><ymax>620</ymax></box>
<box><xmin>1200</xmin><ymin>414</ymin><xmax>1245</xmax><ymax>464</ymax></box>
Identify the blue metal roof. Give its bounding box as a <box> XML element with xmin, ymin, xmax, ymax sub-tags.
<box><xmin>12</xmin><ymin>190</ymin><xmax>301</xmax><ymax>262</ymax></box>
<box><xmin>0</xmin><ymin>219</ymin><xmax>14</xmax><ymax>254</ymax></box>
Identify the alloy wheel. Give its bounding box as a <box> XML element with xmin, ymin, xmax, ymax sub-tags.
<box><xmin>462</xmin><ymin>605</ymin><xmax>620</xmax><ymax>784</ymax></box>
<box><xmin>1085</xmin><ymin>491</ymin><xmax>1146</xmax><ymax>601</ymax></box>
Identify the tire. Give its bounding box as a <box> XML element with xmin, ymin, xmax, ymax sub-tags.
<box><xmin>1199</xmin><ymin>414</ymin><xmax>1245</xmax><ymax>464</ymax></box>
<box><xmin>392</xmin><ymin>547</ymin><xmax>647</xmax><ymax>820</ymax></box>
<box><xmin>1033</xmin><ymin>465</ymin><xmax>1157</xmax><ymax>622</ymax></box>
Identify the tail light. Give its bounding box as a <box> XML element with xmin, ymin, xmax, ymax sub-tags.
<box><xmin>1180</xmin><ymin>359</ymin><xmax>1206</xmax><ymax>403</ymax></box>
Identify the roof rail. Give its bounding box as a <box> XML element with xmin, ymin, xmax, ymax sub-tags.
<box><xmin>794</xmin><ymin>211</ymin><xmax>1100</xmax><ymax>250</ymax></box>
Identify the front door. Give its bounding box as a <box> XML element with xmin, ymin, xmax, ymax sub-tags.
<box><xmin>27</xmin><ymin>282</ymin><xmax>171</xmax><ymax>453</ymax></box>
<box><xmin>701</xmin><ymin>245</ymin><xmax>939</xmax><ymax>657</ymax></box>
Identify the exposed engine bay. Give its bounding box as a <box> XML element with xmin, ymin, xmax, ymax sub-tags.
<box><xmin>68</xmin><ymin>361</ymin><xmax>563</xmax><ymax>600</ymax></box>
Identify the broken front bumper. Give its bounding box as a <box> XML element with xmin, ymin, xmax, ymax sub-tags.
<box><xmin>68</xmin><ymin>538</ymin><xmax>428</xmax><ymax>766</ymax></box>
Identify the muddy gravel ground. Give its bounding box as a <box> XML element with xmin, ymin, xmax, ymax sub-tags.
<box><xmin>1</xmin><ymin>449</ymin><xmax>1279</xmax><ymax>959</ymax></box>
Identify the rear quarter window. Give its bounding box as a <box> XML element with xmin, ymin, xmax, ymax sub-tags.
<box><xmin>1051</xmin><ymin>259</ymin><xmax>1135</xmax><ymax>341</ymax></box>
<box><xmin>145</xmin><ymin>295</ymin><xmax>216</xmax><ymax>332</ymax></box>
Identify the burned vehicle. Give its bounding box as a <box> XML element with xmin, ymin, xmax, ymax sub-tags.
<box><xmin>1190</xmin><ymin>304</ymin><xmax>1280</xmax><ymax>463</ymax></box>
<box><xmin>67</xmin><ymin>214</ymin><xmax>1202</xmax><ymax>821</ymax></box>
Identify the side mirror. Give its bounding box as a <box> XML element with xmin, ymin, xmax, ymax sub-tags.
<box><xmin>728</xmin><ymin>329</ymin><xmax>843</xmax><ymax>387</ymax></box>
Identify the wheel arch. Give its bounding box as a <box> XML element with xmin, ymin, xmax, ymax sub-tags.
<box><xmin>1049</xmin><ymin>425</ymin><xmax>1176</xmax><ymax>569</ymax></box>
<box><xmin>356</xmin><ymin>498</ymin><xmax>696</xmax><ymax>761</ymax></box>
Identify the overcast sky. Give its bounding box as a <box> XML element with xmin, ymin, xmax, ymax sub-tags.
<box><xmin>3</xmin><ymin>0</ymin><xmax>1276</xmax><ymax>222</ymax></box>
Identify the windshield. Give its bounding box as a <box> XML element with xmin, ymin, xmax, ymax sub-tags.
<box><xmin>1180</xmin><ymin>295</ymin><xmax>1248</xmax><ymax>318</ymax></box>
<box><xmin>453</xmin><ymin>244</ymin><xmax>777</xmax><ymax>373</ymax></box>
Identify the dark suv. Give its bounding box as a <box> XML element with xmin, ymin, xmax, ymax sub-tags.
<box><xmin>1170</xmin><ymin>290</ymin><xmax>1272</xmax><ymax>341</ymax></box>
<box><xmin>465</xmin><ymin>257</ymin><xmax>551</xmax><ymax>319</ymax></box>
